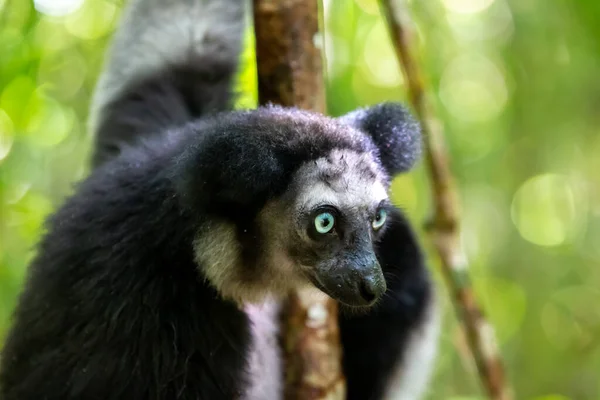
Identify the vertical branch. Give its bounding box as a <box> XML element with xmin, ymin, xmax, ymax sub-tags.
<box><xmin>379</xmin><ymin>1</ymin><xmax>512</xmax><ymax>400</ymax></box>
<box><xmin>252</xmin><ymin>1</ymin><xmax>345</xmax><ymax>399</ymax></box>
<box><xmin>253</xmin><ymin>0</ymin><xmax>325</xmax><ymax>111</ymax></box>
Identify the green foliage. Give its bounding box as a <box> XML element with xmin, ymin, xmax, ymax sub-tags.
<box><xmin>1</xmin><ymin>0</ymin><xmax>599</xmax><ymax>398</ymax></box>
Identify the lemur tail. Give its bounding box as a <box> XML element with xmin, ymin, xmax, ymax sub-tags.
<box><xmin>88</xmin><ymin>0</ymin><xmax>245</xmax><ymax>167</ymax></box>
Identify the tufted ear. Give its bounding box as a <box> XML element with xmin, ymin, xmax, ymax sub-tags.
<box><xmin>339</xmin><ymin>102</ymin><xmax>422</xmax><ymax>176</ymax></box>
<box><xmin>170</xmin><ymin>115</ymin><xmax>292</xmax><ymax>221</ymax></box>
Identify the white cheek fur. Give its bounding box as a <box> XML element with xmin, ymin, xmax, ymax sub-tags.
<box><xmin>194</xmin><ymin>207</ymin><xmax>310</xmax><ymax>305</ymax></box>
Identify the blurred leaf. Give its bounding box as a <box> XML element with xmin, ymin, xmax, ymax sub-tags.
<box><xmin>530</xmin><ymin>396</ymin><xmax>571</xmax><ymax>400</ymax></box>
<box><xmin>477</xmin><ymin>276</ymin><xmax>527</xmax><ymax>343</ymax></box>
<box><xmin>0</xmin><ymin>75</ymin><xmax>36</xmax><ymax>130</ymax></box>
<box><xmin>7</xmin><ymin>190</ymin><xmax>53</xmax><ymax>241</ymax></box>
<box><xmin>25</xmin><ymin>94</ymin><xmax>75</xmax><ymax>147</ymax></box>
<box><xmin>0</xmin><ymin>108</ymin><xmax>15</xmax><ymax>161</ymax></box>
<box><xmin>64</xmin><ymin>0</ymin><xmax>118</xmax><ymax>40</ymax></box>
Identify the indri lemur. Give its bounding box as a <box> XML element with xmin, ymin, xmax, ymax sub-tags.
<box><xmin>0</xmin><ymin>0</ymin><xmax>439</xmax><ymax>398</ymax></box>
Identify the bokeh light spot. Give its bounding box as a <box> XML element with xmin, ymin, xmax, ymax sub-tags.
<box><xmin>32</xmin><ymin>18</ymin><xmax>75</xmax><ymax>54</ymax></box>
<box><xmin>65</xmin><ymin>0</ymin><xmax>118</xmax><ymax>40</ymax></box>
<box><xmin>445</xmin><ymin>0</ymin><xmax>514</xmax><ymax>43</ymax></box>
<box><xmin>0</xmin><ymin>110</ymin><xmax>15</xmax><ymax>162</ymax></box>
<box><xmin>360</xmin><ymin>22</ymin><xmax>402</xmax><ymax>87</ymax></box>
<box><xmin>34</xmin><ymin>0</ymin><xmax>84</xmax><ymax>16</ymax></box>
<box><xmin>354</xmin><ymin>0</ymin><xmax>380</xmax><ymax>15</ymax></box>
<box><xmin>0</xmin><ymin>76</ymin><xmax>36</xmax><ymax>130</ymax></box>
<box><xmin>439</xmin><ymin>54</ymin><xmax>508</xmax><ymax>122</ymax></box>
<box><xmin>511</xmin><ymin>174</ymin><xmax>585</xmax><ymax>247</ymax></box>
<box><xmin>25</xmin><ymin>94</ymin><xmax>75</xmax><ymax>147</ymax></box>
<box><xmin>442</xmin><ymin>0</ymin><xmax>495</xmax><ymax>14</ymax></box>
<box><xmin>38</xmin><ymin>49</ymin><xmax>87</xmax><ymax>100</ymax></box>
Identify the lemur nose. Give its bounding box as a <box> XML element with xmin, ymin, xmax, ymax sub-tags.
<box><xmin>358</xmin><ymin>274</ymin><xmax>385</xmax><ymax>304</ymax></box>
<box><xmin>359</xmin><ymin>278</ymin><xmax>378</xmax><ymax>303</ymax></box>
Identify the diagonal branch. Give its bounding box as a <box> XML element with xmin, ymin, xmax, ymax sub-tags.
<box><xmin>252</xmin><ymin>0</ymin><xmax>345</xmax><ymax>399</ymax></box>
<box><xmin>379</xmin><ymin>1</ymin><xmax>513</xmax><ymax>399</ymax></box>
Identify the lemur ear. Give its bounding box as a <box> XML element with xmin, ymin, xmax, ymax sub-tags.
<box><xmin>171</xmin><ymin>119</ymin><xmax>289</xmax><ymax>218</ymax></box>
<box><xmin>339</xmin><ymin>102</ymin><xmax>422</xmax><ymax>176</ymax></box>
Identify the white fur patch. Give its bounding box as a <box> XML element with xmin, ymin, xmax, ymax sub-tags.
<box><xmin>242</xmin><ymin>299</ymin><xmax>284</xmax><ymax>400</ymax></box>
<box><xmin>294</xmin><ymin>149</ymin><xmax>389</xmax><ymax>214</ymax></box>
<box><xmin>382</xmin><ymin>295</ymin><xmax>440</xmax><ymax>400</ymax></box>
<box><xmin>193</xmin><ymin>216</ymin><xmax>308</xmax><ymax>305</ymax></box>
<box><xmin>193</xmin><ymin>221</ymin><xmax>246</xmax><ymax>301</ymax></box>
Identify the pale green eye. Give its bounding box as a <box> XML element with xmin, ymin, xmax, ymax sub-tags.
<box><xmin>314</xmin><ymin>212</ymin><xmax>335</xmax><ymax>234</ymax></box>
<box><xmin>372</xmin><ymin>208</ymin><xmax>387</xmax><ymax>230</ymax></box>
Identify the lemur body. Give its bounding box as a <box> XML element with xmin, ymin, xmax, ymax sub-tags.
<box><xmin>0</xmin><ymin>0</ymin><xmax>439</xmax><ymax>399</ymax></box>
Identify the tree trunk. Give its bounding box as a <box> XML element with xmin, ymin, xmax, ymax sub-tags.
<box><xmin>252</xmin><ymin>0</ymin><xmax>345</xmax><ymax>399</ymax></box>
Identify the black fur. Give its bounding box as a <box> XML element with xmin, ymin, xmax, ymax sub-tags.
<box><xmin>0</xmin><ymin>101</ymin><xmax>431</xmax><ymax>399</ymax></box>
<box><xmin>0</xmin><ymin>142</ymin><xmax>250</xmax><ymax>399</ymax></box>
<box><xmin>174</xmin><ymin>107</ymin><xmax>370</xmax><ymax>218</ymax></box>
<box><xmin>92</xmin><ymin>54</ymin><xmax>237</xmax><ymax>168</ymax></box>
<box><xmin>340</xmin><ymin>208</ymin><xmax>432</xmax><ymax>400</ymax></box>
<box><xmin>341</xmin><ymin>102</ymin><xmax>422</xmax><ymax>175</ymax></box>
<box><xmin>0</xmin><ymin>1</ymin><xmax>434</xmax><ymax>398</ymax></box>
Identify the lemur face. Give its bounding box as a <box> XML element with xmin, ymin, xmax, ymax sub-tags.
<box><xmin>260</xmin><ymin>149</ymin><xmax>391</xmax><ymax>308</ymax></box>
<box><xmin>189</xmin><ymin>103</ymin><xmax>421</xmax><ymax>306</ymax></box>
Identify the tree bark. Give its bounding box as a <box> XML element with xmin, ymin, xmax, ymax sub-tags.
<box><xmin>252</xmin><ymin>1</ymin><xmax>345</xmax><ymax>399</ymax></box>
<box><xmin>379</xmin><ymin>1</ymin><xmax>513</xmax><ymax>399</ymax></box>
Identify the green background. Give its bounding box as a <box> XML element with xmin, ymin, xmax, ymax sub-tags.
<box><xmin>1</xmin><ymin>0</ymin><xmax>599</xmax><ymax>398</ymax></box>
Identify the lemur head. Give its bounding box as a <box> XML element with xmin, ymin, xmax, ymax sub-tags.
<box><xmin>259</xmin><ymin>148</ymin><xmax>393</xmax><ymax>307</ymax></box>
<box><xmin>176</xmin><ymin>102</ymin><xmax>421</xmax><ymax>307</ymax></box>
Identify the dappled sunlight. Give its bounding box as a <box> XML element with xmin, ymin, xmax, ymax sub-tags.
<box><xmin>0</xmin><ymin>110</ymin><xmax>14</xmax><ymax>161</ymax></box>
<box><xmin>361</xmin><ymin>21</ymin><xmax>403</xmax><ymax>87</ymax></box>
<box><xmin>442</xmin><ymin>0</ymin><xmax>496</xmax><ymax>14</ymax></box>
<box><xmin>34</xmin><ymin>0</ymin><xmax>84</xmax><ymax>17</ymax></box>
<box><xmin>25</xmin><ymin>95</ymin><xmax>76</xmax><ymax>147</ymax></box>
<box><xmin>64</xmin><ymin>0</ymin><xmax>118</xmax><ymax>40</ymax></box>
<box><xmin>444</xmin><ymin>0</ymin><xmax>514</xmax><ymax>43</ymax></box>
<box><xmin>37</xmin><ymin>49</ymin><xmax>87</xmax><ymax>100</ymax></box>
<box><xmin>511</xmin><ymin>174</ymin><xmax>587</xmax><ymax>247</ymax></box>
<box><xmin>439</xmin><ymin>54</ymin><xmax>509</xmax><ymax>123</ymax></box>
<box><xmin>354</xmin><ymin>0</ymin><xmax>379</xmax><ymax>15</ymax></box>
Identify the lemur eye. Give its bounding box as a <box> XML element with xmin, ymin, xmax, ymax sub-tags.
<box><xmin>314</xmin><ymin>212</ymin><xmax>335</xmax><ymax>234</ymax></box>
<box><xmin>372</xmin><ymin>208</ymin><xmax>387</xmax><ymax>230</ymax></box>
